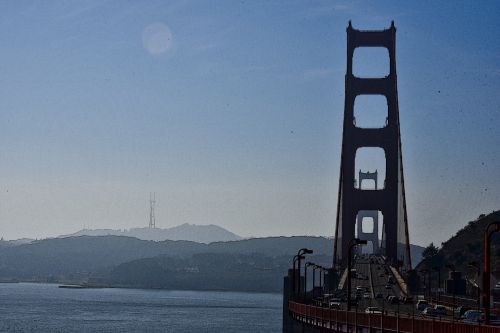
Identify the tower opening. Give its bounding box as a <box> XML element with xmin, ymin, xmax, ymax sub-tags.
<box><xmin>353</xmin><ymin>95</ymin><xmax>388</xmax><ymax>129</ymax></box>
<box><xmin>353</xmin><ymin>47</ymin><xmax>389</xmax><ymax>78</ymax></box>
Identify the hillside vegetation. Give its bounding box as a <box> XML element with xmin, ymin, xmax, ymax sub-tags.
<box><xmin>417</xmin><ymin>210</ymin><xmax>500</xmax><ymax>279</ymax></box>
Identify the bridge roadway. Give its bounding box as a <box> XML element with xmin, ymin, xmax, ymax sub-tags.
<box><xmin>285</xmin><ymin>254</ymin><xmax>499</xmax><ymax>332</ymax></box>
<box><xmin>351</xmin><ymin>255</ymin><xmax>413</xmax><ymax>313</ymax></box>
<box><xmin>343</xmin><ymin>255</ymin><xmax>456</xmax><ymax>320</ymax></box>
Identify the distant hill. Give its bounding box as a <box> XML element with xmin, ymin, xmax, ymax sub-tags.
<box><xmin>0</xmin><ymin>236</ymin><xmax>208</xmax><ymax>279</ymax></box>
<box><xmin>416</xmin><ymin>210</ymin><xmax>500</xmax><ymax>279</ymax></box>
<box><xmin>61</xmin><ymin>223</ymin><xmax>242</xmax><ymax>243</ymax></box>
<box><xmin>0</xmin><ymin>236</ymin><xmax>336</xmax><ymax>279</ymax></box>
<box><xmin>0</xmin><ymin>233</ymin><xmax>425</xmax><ymax>292</ymax></box>
<box><xmin>108</xmin><ymin>253</ymin><xmax>290</xmax><ymax>292</ymax></box>
<box><xmin>0</xmin><ymin>238</ymin><xmax>35</xmax><ymax>247</ymax></box>
<box><xmin>107</xmin><ymin>240</ymin><xmax>425</xmax><ymax>293</ymax></box>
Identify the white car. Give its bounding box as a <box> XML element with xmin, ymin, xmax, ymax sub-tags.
<box><xmin>329</xmin><ymin>302</ymin><xmax>341</xmax><ymax>309</ymax></box>
<box><xmin>365</xmin><ymin>307</ymin><xmax>382</xmax><ymax>314</ymax></box>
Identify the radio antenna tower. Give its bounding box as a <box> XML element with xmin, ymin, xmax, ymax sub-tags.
<box><xmin>149</xmin><ymin>192</ymin><xmax>156</xmax><ymax>228</ymax></box>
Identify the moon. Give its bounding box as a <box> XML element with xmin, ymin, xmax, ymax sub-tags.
<box><xmin>142</xmin><ymin>23</ymin><xmax>173</xmax><ymax>55</ymax></box>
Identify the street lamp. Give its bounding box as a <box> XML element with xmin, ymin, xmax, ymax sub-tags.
<box><xmin>311</xmin><ymin>264</ymin><xmax>321</xmax><ymax>299</ymax></box>
<box><xmin>419</xmin><ymin>269</ymin><xmax>430</xmax><ymax>298</ymax></box>
<box><xmin>446</xmin><ymin>264</ymin><xmax>456</xmax><ymax>321</ymax></box>
<box><xmin>432</xmin><ymin>266</ymin><xmax>441</xmax><ymax>303</ymax></box>
<box><xmin>347</xmin><ymin>238</ymin><xmax>367</xmax><ymax>311</ymax></box>
<box><xmin>293</xmin><ymin>248</ymin><xmax>313</xmax><ymax>298</ymax></box>
<box><xmin>316</xmin><ymin>265</ymin><xmax>324</xmax><ymax>293</ymax></box>
<box><xmin>467</xmin><ymin>261</ymin><xmax>480</xmax><ymax>311</ymax></box>
<box><xmin>304</xmin><ymin>262</ymin><xmax>315</xmax><ymax>299</ymax></box>
<box><xmin>292</xmin><ymin>254</ymin><xmax>304</xmax><ymax>298</ymax></box>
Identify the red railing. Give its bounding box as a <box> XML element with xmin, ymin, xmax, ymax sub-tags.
<box><xmin>288</xmin><ymin>301</ymin><xmax>500</xmax><ymax>333</ymax></box>
<box><xmin>431</xmin><ymin>295</ymin><xmax>500</xmax><ymax>316</ymax></box>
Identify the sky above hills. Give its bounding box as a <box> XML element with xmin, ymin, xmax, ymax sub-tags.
<box><xmin>0</xmin><ymin>1</ymin><xmax>498</xmax><ymax>246</ymax></box>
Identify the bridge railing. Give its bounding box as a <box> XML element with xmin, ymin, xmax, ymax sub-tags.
<box><xmin>425</xmin><ymin>295</ymin><xmax>500</xmax><ymax>316</ymax></box>
<box><xmin>289</xmin><ymin>301</ymin><xmax>499</xmax><ymax>333</ymax></box>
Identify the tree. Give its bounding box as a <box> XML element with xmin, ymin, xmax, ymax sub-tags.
<box><xmin>422</xmin><ymin>242</ymin><xmax>439</xmax><ymax>259</ymax></box>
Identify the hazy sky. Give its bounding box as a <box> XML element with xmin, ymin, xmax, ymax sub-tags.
<box><xmin>0</xmin><ymin>1</ymin><xmax>498</xmax><ymax>246</ymax></box>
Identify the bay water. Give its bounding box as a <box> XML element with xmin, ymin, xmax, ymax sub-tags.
<box><xmin>0</xmin><ymin>283</ymin><xmax>282</xmax><ymax>332</ymax></box>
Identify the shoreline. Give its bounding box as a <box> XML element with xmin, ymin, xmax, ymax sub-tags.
<box><xmin>0</xmin><ymin>281</ymin><xmax>282</xmax><ymax>296</ymax></box>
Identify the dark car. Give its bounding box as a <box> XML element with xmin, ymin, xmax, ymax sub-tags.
<box><xmin>388</xmin><ymin>296</ymin><xmax>399</xmax><ymax>304</ymax></box>
<box><xmin>416</xmin><ymin>300</ymin><xmax>429</xmax><ymax>311</ymax></box>
<box><xmin>423</xmin><ymin>307</ymin><xmax>437</xmax><ymax>317</ymax></box>
<box><xmin>457</xmin><ymin>306</ymin><xmax>471</xmax><ymax>318</ymax></box>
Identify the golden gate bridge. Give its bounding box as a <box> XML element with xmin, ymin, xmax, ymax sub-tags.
<box><xmin>282</xmin><ymin>21</ymin><xmax>500</xmax><ymax>333</ymax></box>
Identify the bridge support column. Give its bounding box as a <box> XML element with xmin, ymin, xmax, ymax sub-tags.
<box><xmin>333</xmin><ymin>21</ymin><xmax>412</xmax><ymax>271</ymax></box>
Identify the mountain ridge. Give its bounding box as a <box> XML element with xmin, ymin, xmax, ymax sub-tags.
<box><xmin>60</xmin><ymin>223</ymin><xmax>242</xmax><ymax>243</ymax></box>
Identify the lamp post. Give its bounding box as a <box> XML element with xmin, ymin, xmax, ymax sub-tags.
<box><xmin>293</xmin><ymin>248</ymin><xmax>313</xmax><ymax>298</ymax></box>
<box><xmin>304</xmin><ymin>262</ymin><xmax>315</xmax><ymax>299</ymax></box>
<box><xmin>482</xmin><ymin>221</ymin><xmax>499</xmax><ymax>325</ymax></box>
<box><xmin>419</xmin><ymin>269</ymin><xmax>426</xmax><ymax>296</ymax></box>
<box><xmin>468</xmin><ymin>261</ymin><xmax>480</xmax><ymax>311</ymax></box>
<box><xmin>312</xmin><ymin>264</ymin><xmax>320</xmax><ymax>299</ymax></box>
<box><xmin>322</xmin><ymin>266</ymin><xmax>330</xmax><ymax>294</ymax></box>
<box><xmin>347</xmin><ymin>238</ymin><xmax>367</xmax><ymax>311</ymax></box>
<box><xmin>446</xmin><ymin>264</ymin><xmax>456</xmax><ymax>321</ymax></box>
<box><xmin>432</xmin><ymin>266</ymin><xmax>441</xmax><ymax>303</ymax></box>
<box><xmin>292</xmin><ymin>254</ymin><xmax>304</xmax><ymax>298</ymax></box>
<box><xmin>316</xmin><ymin>265</ymin><xmax>323</xmax><ymax>290</ymax></box>
<box><xmin>420</xmin><ymin>269</ymin><xmax>429</xmax><ymax>299</ymax></box>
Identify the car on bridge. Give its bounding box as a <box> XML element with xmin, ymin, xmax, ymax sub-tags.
<box><xmin>433</xmin><ymin>305</ymin><xmax>447</xmax><ymax>315</ymax></box>
<box><xmin>388</xmin><ymin>296</ymin><xmax>399</xmax><ymax>304</ymax></box>
<box><xmin>461</xmin><ymin>311</ymin><xmax>500</xmax><ymax>326</ymax></box>
<box><xmin>456</xmin><ymin>306</ymin><xmax>471</xmax><ymax>318</ymax></box>
<box><xmin>423</xmin><ymin>307</ymin><xmax>437</xmax><ymax>317</ymax></box>
<box><xmin>365</xmin><ymin>307</ymin><xmax>382</xmax><ymax>314</ymax></box>
<box><xmin>462</xmin><ymin>310</ymin><xmax>483</xmax><ymax>323</ymax></box>
<box><xmin>399</xmin><ymin>296</ymin><xmax>413</xmax><ymax>304</ymax></box>
<box><xmin>416</xmin><ymin>300</ymin><xmax>429</xmax><ymax>311</ymax></box>
<box><xmin>329</xmin><ymin>301</ymin><xmax>341</xmax><ymax>309</ymax></box>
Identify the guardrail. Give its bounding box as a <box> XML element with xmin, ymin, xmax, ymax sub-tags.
<box><xmin>288</xmin><ymin>301</ymin><xmax>499</xmax><ymax>333</ymax></box>
<box><xmin>426</xmin><ymin>295</ymin><xmax>500</xmax><ymax>316</ymax></box>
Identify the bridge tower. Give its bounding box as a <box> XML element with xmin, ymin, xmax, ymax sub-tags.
<box><xmin>356</xmin><ymin>171</ymin><xmax>380</xmax><ymax>255</ymax></box>
<box><xmin>333</xmin><ymin>21</ymin><xmax>411</xmax><ymax>271</ymax></box>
